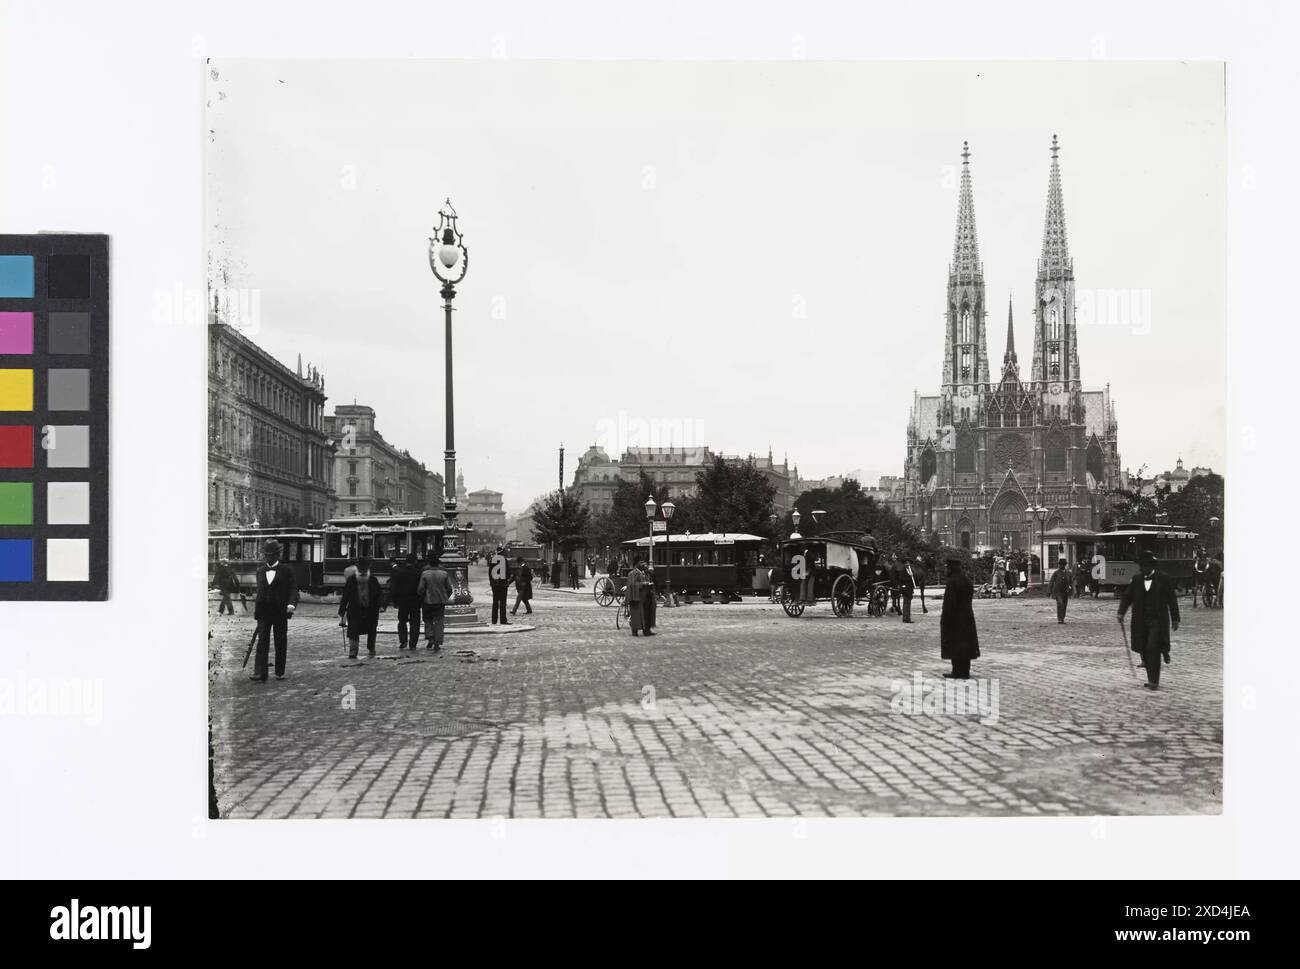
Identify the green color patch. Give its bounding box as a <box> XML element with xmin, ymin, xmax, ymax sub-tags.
<box><xmin>0</xmin><ymin>482</ymin><xmax>33</xmax><ymax>525</ymax></box>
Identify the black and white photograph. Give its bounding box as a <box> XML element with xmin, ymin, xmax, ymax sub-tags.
<box><xmin>205</xmin><ymin>59</ymin><xmax>1225</xmax><ymax>819</ymax></box>
<box><xmin>5</xmin><ymin>0</ymin><xmax>1300</xmax><ymax>914</ymax></box>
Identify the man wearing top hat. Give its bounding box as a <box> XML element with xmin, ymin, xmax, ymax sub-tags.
<box><xmin>251</xmin><ymin>539</ymin><xmax>299</xmax><ymax>682</ymax></box>
<box><xmin>1118</xmin><ymin>549</ymin><xmax>1180</xmax><ymax>691</ymax></box>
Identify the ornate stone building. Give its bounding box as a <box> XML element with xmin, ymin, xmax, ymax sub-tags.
<box><xmin>893</xmin><ymin>138</ymin><xmax>1121</xmax><ymax>552</ymax></box>
<box><xmin>208</xmin><ymin>323</ymin><xmax>333</xmax><ymax>527</ymax></box>
<box><xmin>323</xmin><ymin>404</ymin><xmax>438</xmax><ymax>519</ymax></box>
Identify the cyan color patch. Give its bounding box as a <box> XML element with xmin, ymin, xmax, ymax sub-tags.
<box><xmin>0</xmin><ymin>255</ymin><xmax>35</xmax><ymax>297</ymax></box>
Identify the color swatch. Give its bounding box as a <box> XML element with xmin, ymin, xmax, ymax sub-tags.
<box><xmin>0</xmin><ymin>235</ymin><xmax>108</xmax><ymax>600</ymax></box>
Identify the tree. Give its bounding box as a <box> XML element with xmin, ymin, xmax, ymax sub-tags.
<box><xmin>1165</xmin><ymin>473</ymin><xmax>1224</xmax><ymax>548</ymax></box>
<box><xmin>785</xmin><ymin>480</ymin><xmax>923</xmax><ymax>560</ymax></box>
<box><xmin>530</xmin><ymin>490</ymin><xmax>592</xmax><ymax>558</ymax></box>
<box><xmin>684</xmin><ymin>457</ymin><xmax>777</xmax><ymax>537</ymax></box>
<box><xmin>585</xmin><ymin>472</ymin><xmax>668</xmax><ymax>555</ymax></box>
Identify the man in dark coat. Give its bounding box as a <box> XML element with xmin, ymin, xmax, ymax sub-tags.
<box><xmin>213</xmin><ymin>557</ymin><xmax>239</xmax><ymax>616</ymax></box>
<box><xmin>568</xmin><ymin>557</ymin><xmax>580</xmax><ymax>590</ymax></box>
<box><xmin>1118</xmin><ymin>550</ymin><xmax>1180</xmax><ymax>690</ymax></box>
<box><xmin>417</xmin><ymin>554</ymin><xmax>454</xmax><ymax>652</ymax></box>
<box><xmin>251</xmin><ymin>540</ymin><xmax>298</xmax><ymax>682</ymax></box>
<box><xmin>511</xmin><ymin>556</ymin><xmax>534</xmax><ymax>616</ymax></box>
<box><xmin>940</xmin><ymin>558</ymin><xmax>979</xmax><ymax>679</ymax></box>
<box><xmin>626</xmin><ymin>558</ymin><xmax>655</xmax><ymax>637</ymax></box>
<box><xmin>552</xmin><ymin>557</ymin><xmax>563</xmax><ymax>589</ymax></box>
<box><xmin>387</xmin><ymin>553</ymin><xmax>422</xmax><ymax>649</ymax></box>
<box><xmin>488</xmin><ymin>545</ymin><xmax>511</xmax><ymax>625</ymax></box>
<box><xmin>897</xmin><ymin>557</ymin><xmax>918</xmax><ymax>623</ymax></box>
<box><xmin>1049</xmin><ymin>561</ymin><xmax>1072</xmax><ymax>624</ymax></box>
<box><xmin>339</xmin><ymin>556</ymin><xmax>384</xmax><ymax>659</ymax></box>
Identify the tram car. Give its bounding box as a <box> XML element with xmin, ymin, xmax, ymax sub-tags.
<box><xmin>776</xmin><ymin>531</ymin><xmax>884</xmax><ymax>617</ymax></box>
<box><xmin>318</xmin><ymin>515</ymin><xmax>445</xmax><ymax>594</ymax></box>
<box><xmin>1090</xmin><ymin>524</ymin><xmax>1199</xmax><ymax>593</ymax></box>
<box><xmin>207</xmin><ymin>527</ymin><xmax>322</xmax><ymax>594</ymax></box>
<box><xmin>506</xmin><ymin>543</ymin><xmax>546</xmax><ymax>571</ymax></box>
<box><xmin>614</xmin><ymin>533</ymin><xmax>771</xmax><ymax>603</ymax></box>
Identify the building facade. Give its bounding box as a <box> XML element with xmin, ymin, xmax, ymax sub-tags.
<box><xmin>617</xmin><ymin>446</ymin><xmax>716</xmax><ymax>498</ymax></box>
<box><xmin>892</xmin><ymin>138</ymin><xmax>1121</xmax><ymax>552</ymax></box>
<box><xmin>466</xmin><ymin>488</ymin><xmax>507</xmax><ymax>540</ymax></box>
<box><xmin>719</xmin><ymin>449</ymin><xmax>796</xmax><ymax>512</ymax></box>
<box><xmin>323</xmin><ymin>404</ymin><xmax>438</xmax><ymax>518</ymax></box>
<box><xmin>570</xmin><ymin>444</ymin><xmax>624</xmax><ymax>515</ymax></box>
<box><xmin>208</xmin><ymin>323</ymin><xmax>333</xmax><ymax>527</ymax></box>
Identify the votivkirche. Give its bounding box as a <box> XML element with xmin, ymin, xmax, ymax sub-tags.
<box><xmin>892</xmin><ymin>137</ymin><xmax>1121</xmax><ymax>554</ymax></box>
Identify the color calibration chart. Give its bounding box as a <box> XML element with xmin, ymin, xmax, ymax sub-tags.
<box><xmin>0</xmin><ymin>235</ymin><xmax>108</xmax><ymax>600</ymax></box>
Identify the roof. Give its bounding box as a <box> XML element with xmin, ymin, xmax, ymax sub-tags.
<box><xmin>1043</xmin><ymin>526</ymin><xmax>1097</xmax><ymax>539</ymax></box>
<box><xmin>622</xmin><ymin>533</ymin><xmax>765</xmax><ymax>546</ymax></box>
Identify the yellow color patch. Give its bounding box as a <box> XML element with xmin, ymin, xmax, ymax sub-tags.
<box><xmin>0</xmin><ymin>369</ymin><xmax>34</xmax><ymax>411</ymax></box>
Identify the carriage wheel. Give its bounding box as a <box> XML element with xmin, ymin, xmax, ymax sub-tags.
<box><xmin>831</xmin><ymin>575</ymin><xmax>856</xmax><ymax>617</ymax></box>
<box><xmin>870</xmin><ymin>585</ymin><xmax>889</xmax><ymax>616</ymax></box>
<box><xmin>594</xmin><ymin>577</ymin><xmax>615</xmax><ymax>607</ymax></box>
<box><xmin>780</xmin><ymin>583</ymin><xmax>805</xmax><ymax>618</ymax></box>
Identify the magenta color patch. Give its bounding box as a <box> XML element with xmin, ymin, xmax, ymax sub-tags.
<box><xmin>0</xmin><ymin>312</ymin><xmax>34</xmax><ymax>354</ymax></box>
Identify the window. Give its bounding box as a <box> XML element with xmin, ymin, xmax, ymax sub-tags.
<box><xmin>960</xmin><ymin>308</ymin><xmax>972</xmax><ymax>343</ymax></box>
<box><xmin>956</xmin><ymin>430</ymin><xmax>976</xmax><ymax>474</ymax></box>
<box><xmin>1049</xmin><ymin>344</ymin><xmax>1060</xmax><ymax>377</ymax></box>
<box><xmin>1045</xmin><ymin>429</ymin><xmax>1067</xmax><ymax>472</ymax></box>
<box><xmin>960</xmin><ymin>347</ymin><xmax>971</xmax><ymax>379</ymax></box>
<box><xmin>348</xmin><ymin>482</ymin><xmax>357</xmax><ymax>496</ymax></box>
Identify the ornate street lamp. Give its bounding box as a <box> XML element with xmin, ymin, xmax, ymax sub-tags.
<box><xmin>1024</xmin><ymin>504</ymin><xmax>1049</xmax><ymax>584</ymax></box>
<box><xmin>661</xmin><ymin>499</ymin><xmax>676</xmax><ymax>607</ymax></box>
<box><xmin>429</xmin><ymin>198</ymin><xmax>476</xmax><ymax>620</ymax></box>
<box><xmin>790</xmin><ymin>508</ymin><xmax>802</xmax><ymax>540</ymax></box>
<box><xmin>644</xmin><ymin>495</ymin><xmax>657</xmax><ymax>588</ymax></box>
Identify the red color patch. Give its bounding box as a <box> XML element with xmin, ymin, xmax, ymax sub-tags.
<box><xmin>0</xmin><ymin>425</ymin><xmax>34</xmax><ymax>468</ymax></box>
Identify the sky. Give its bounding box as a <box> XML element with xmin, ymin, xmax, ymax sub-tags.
<box><xmin>207</xmin><ymin>60</ymin><xmax>1226</xmax><ymax>514</ymax></box>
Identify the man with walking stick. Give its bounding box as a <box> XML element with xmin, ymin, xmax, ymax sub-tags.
<box><xmin>249</xmin><ymin>540</ymin><xmax>298</xmax><ymax>682</ymax></box>
<box><xmin>1118</xmin><ymin>550</ymin><xmax>1180</xmax><ymax>691</ymax></box>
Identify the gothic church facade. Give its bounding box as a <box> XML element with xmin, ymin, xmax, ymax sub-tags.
<box><xmin>894</xmin><ymin>137</ymin><xmax>1121</xmax><ymax>553</ymax></box>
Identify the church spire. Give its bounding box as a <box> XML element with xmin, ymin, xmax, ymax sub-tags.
<box><xmin>1040</xmin><ymin>133</ymin><xmax>1070</xmax><ymax>274</ymax></box>
<box><xmin>1003</xmin><ymin>294</ymin><xmax>1019</xmax><ymax>375</ymax></box>
<box><xmin>952</xmin><ymin>140</ymin><xmax>981</xmax><ymax>278</ymax></box>
<box><xmin>943</xmin><ymin>141</ymin><xmax>989</xmax><ymax>391</ymax></box>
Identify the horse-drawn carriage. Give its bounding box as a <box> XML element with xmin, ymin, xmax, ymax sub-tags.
<box><xmin>775</xmin><ymin>531</ymin><xmax>889</xmax><ymax>618</ymax></box>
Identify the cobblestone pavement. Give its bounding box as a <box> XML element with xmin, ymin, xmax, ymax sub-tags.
<box><xmin>210</xmin><ymin>573</ymin><xmax>1222</xmax><ymax>818</ymax></box>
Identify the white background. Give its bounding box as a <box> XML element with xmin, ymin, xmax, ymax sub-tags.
<box><xmin>0</xmin><ymin>0</ymin><xmax>1294</xmax><ymax>878</ymax></box>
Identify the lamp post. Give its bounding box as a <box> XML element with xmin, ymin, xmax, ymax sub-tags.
<box><xmin>791</xmin><ymin>508</ymin><xmax>802</xmax><ymax>540</ymax></box>
<box><xmin>1024</xmin><ymin>504</ymin><xmax>1048</xmax><ymax>584</ymax></box>
<box><xmin>429</xmin><ymin>198</ymin><xmax>477</xmax><ymax>623</ymax></box>
<box><xmin>644</xmin><ymin>495</ymin><xmax>657</xmax><ymax>590</ymax></box>
<box><xmin>661</xmin><ymin>499</ymin><xmax>676</xmax><ymax>607</ymax></box>
<box><xmin>1209</xmin><ymin>515</ymin><xmax>1221</xmax><ymax>555</ymax></box>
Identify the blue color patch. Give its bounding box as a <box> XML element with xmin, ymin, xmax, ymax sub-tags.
<box><xmin>0</xmin><ymin>255</ymin><xmax>35</xmax><ymax>297</ymax></box>
<box><xmin>0</xmin><ymin>538</ymin><xmax>33</xmax><ymax>581</ymax></box>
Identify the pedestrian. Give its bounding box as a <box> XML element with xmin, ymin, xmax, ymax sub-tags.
<box><xmin>627</xmin><ymin>557</ymin><xmax>654</xmax><ymax>637</ymax></box>
<box><xmin>511</xmin><ymin>555</ymin><xmax>534</xmax><ymax>615</ymax></box>
<box><xmin>250</xmin><ymin>540</ymin><xmax>298</xmax><ymax>682</ymax></box>
<box><xmin>915</xmin><ymin>556</ymin><xmax>929</xmax><ymax>614</ymax></box>
<box><xmin>387</xmin><ymin>552</ymin><xmax>422</xmax><ymax>650</ymax></box>
<box><xmin>568</xmin><ymin>557</ymin><xmax>580</xmax><ymax>590</ymax></box>
<box><xmin>213</xmin><ymin>557</ymin><xmax>239</xmax><ymax>616</ymax></box>
<box><xmin>1118</xmin><ymin>551</ymin><xmax>1180</xmax><ymax>686</ymax></box>
<box><xmin>1207</xmin><ymin>552</ymin><xmax>1223</xmax><ymax>608</ymax></box>
<box><xmin>552</xmin><ymin>557</ymin><xmax>563</xmax><ymax>589</ymax></box>
<box><xmin>898</xmin><ymin>557</ymin><xmax>917</xmax><ymax>623</ymax></box>
<box><xmin>416</xmin><ymin>553</ymin><xmax>454</xmax><ymax>652</ymax></box>
<box><xmin>488</xmin><ymin>544</ymin><xmax>511</xmax><ymax>625</ymax></box>
<box><xmin>339</xmin><ymin>556</ymin><xmax>383</xmax><ymax>659</ymax></box>
<box><xmin>1117</xmin><ymin>549</ymin><xmax>1180</xmax><ymax>691</ymax></box>
<box><xmin>1074</xmin><ymin>560</ymin><xmax>1087</xmax><ymax>598</ymax></box>
<box><xmin>1005</xmin><ymin>559</ymin><xmax>1017</xmax><ymax>595</ymax></box>
<box><xmin>888</xmin><ymin>553</ymin><xmax>904</xmax><ymax>614</ymax></box>
<box><xmin>940</xmin><ymin>558</ymin><xmax>979</xmax><ymax>680</ymax></box>
<box><xmin>538</xmin><ymin>559</ymin><xmax>549</xmax><ymax>584</ymax></box>
<box><xmin>645</xmin><ymin>562</ymin><xmax>658</xmax><ymax>631</ymax></box>
<box><xmin>1049</xmin><ymin>560</ymin><xmax>1072</xmax><ymax>624</ymax></box>
<box><xmin>992</xmin><ymin>555</ymin><xmax>1006</xmax><ymax>598</ymax></box>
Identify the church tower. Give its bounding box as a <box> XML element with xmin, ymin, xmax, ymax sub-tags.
<box><xmin>942</xmin><ymin>142</ymin><xmax>990</xmax><ymax>408</ymax></box>
<box><xmin>1031</xmin><ymin>135</ymin><xmax>1078</xmax><ymax>394</ymax></box>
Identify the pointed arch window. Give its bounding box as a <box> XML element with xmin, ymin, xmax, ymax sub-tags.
<box><xmin>960</xmin><ymin>347</ymin><xmax>971</xmax><ymax>380</ymax></box>
<box><xmin>1049</xmin><ymin>344</ymin><xmax>1061</xmax><ymax>377</ymax></box>
<box><xmin>1048</xmin><ymin>305</ymin><xmax>1062</xmax><ymax>340</ymax></box>
<box><xmin>956</xmin><ymin>429</ymin><xmax>976</xmax><ymax>474</ymax></box>
<box><xmin>960</xmin><ymin>308</ymin><xmax>972</xmax><ymax>343</ymax></box>
<box><xmin>1045</xmin><ymin>428</ymin><xmax>1067</xmax><ymax>472</ymax></box>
